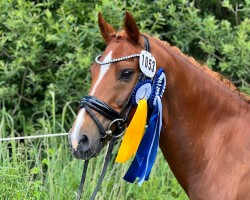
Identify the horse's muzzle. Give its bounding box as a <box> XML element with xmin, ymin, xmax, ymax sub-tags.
<box><xmin>69</xmin><ymin>135</ymin><xmax>103</xmax><ymax>160</ymax></box>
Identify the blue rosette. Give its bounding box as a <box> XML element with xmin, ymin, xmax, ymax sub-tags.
<box><xmin>131</xmin><ymin>80</ymin><xmax>152</xmax><ymax>106</ymax></box>
<box><xmin>148</xmin><ymin>68</ymin><xmax>166</xmax><ymax>108</ymax></box>
<box><xmin>123</xmin><ymin>68</ymin><xmax>167</xmax><ymax>185</ymax></box>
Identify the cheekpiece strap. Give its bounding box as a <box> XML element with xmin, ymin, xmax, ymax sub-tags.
<box><xmin>142</xmin><ymin>35</ymin><xmax>150</xmax><ymax>52</ymax></box>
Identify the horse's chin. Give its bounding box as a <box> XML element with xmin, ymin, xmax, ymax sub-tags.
<box><xmin>72</xmin><ymin>140</ymin><xmax>103</xmax><ymax>160</ymax></box>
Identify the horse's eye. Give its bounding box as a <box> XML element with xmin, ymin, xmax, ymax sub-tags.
<box><xmin>120</xmin><ymin>69</ymin><xmax>134</xmax><ymax>81</ymax></box>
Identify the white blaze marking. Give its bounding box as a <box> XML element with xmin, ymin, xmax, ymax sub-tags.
<box><xmin>70</xmin><ymin>51</ymin><xmax>112</xmax><ymax>150</ymax></box>
<box><xmin>71</xmin><ymin>108</ymin><xmax>86</xmax><ymax>150</ymax></box>
<box><xmin>90</xmin><ymin>51</ymin><xmax>112</xmax><ymax>95</ymax></box>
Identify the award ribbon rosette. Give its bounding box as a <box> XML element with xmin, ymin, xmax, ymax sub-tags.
<box><xmin>115</xmin><ymin>57</ymin><xmax>167</xmax><ymax>185</ymax></box>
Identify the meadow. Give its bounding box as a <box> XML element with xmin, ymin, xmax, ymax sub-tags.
<box><xmin>0</xmin><ymin>95</ymin><xmax>188</xmax><ymax>200</ymax></box>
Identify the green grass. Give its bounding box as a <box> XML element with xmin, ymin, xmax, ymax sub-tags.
<box><xmin>0</xmin><ymin>95</ymin><xmax>188</xmax><ymax>200</ymax></box>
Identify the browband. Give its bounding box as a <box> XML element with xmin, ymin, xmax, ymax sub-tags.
<box><xmin>95</xmin><ymin>34</ymin><xmax>150</xmax><ymax>65</ymax></box>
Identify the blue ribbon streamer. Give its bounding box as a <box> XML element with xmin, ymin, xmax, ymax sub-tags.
<box><xmin>123</xmin><ymin>96</ymin><xmax>162</xmax><ymax>184</ymax></box>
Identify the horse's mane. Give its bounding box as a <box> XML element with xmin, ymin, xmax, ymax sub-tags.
<box><xmin>152</xmin><ymin>36</ymin><xmax>250</xmax><ymax>104</ymax></box>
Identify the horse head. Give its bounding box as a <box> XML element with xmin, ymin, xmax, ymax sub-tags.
<box><xmin>68</xmin><ymin>12</ymin><xmax>149</xmax><ymax>160</ymax></box>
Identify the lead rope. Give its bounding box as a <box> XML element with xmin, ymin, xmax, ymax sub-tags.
<box><xmin>76</xmin><ymin>137</ymin><xmax>116</xmax><ymax>200</ymax></box>
<box><xmin>76</xmin><ymin>160</ymin><xmax>89</xmax><ymax>200</ymax></box>
<box><xmin>90</xmin><ymin>137</ymin><xmax>116</xmax><ymax>200</ymax></box>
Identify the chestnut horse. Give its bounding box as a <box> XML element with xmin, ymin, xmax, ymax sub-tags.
<box><xmin>69</xmin><ymin>12</ymin><xmax>250</xmax><ymax>199</ymax></box>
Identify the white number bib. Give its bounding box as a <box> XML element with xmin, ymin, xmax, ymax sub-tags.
<box><xmin>139</xmin><ymin>50</ymin><xmax>156</xmax><ymax>78</ymax></box>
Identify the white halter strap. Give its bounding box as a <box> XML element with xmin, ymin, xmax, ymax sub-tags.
<box><xmin>95</xmin><ymin>54</ymin><xmax>140</xmax><ymax>65</ymax></box>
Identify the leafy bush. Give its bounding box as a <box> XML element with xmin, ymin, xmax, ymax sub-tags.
<box><xmin>0</xmin><ymin>0</ymin><xmax>249</xmax><ymax>133</ymax></box>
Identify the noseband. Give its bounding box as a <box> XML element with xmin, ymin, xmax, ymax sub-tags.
<box><xmin>80</xmin><ymin>95</ymin><xmax>126</xmax><ymax>138</ymax></box>
<box><xmin>79</xmin><ymin>35</ymin><xmax>150</xmax><ymax>139</ymax></box>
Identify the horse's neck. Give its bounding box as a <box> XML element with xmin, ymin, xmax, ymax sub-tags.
<box><xmin>157</xmin><ymin>45</ymin><xmax>249</xmax><ymax>194</ymax></box>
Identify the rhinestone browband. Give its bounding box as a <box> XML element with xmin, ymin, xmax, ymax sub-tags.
<box><xmin>95</xmin><ymin>54</ymin><xmax>140</xmax><ymax>65</ymax></box>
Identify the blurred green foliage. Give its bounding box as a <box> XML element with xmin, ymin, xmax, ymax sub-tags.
<box><xmin>0</xmin><ymin>0</ymin><xmax>249</xmax><ymax>133</ymax></box>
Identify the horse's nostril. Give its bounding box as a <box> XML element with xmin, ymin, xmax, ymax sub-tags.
<box><xmin>79</xmin><ymin>135</ymin><xmax>88</xmax><ymax>144</ymax></box>
<box><xmin>78</xmin><ymin>135</ymin><xmax>90</xmax><ymax>153</ymax></box>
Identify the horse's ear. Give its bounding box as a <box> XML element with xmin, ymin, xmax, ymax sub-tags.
<box><xmin>124</xmin><ymin>11</ymin><xmax>140</xmax><ymax>43</ymax></box>
<box><xmin>98</xmin><ymin>12</ymin><xmax>116</xmax><ymax>44</ymax></box>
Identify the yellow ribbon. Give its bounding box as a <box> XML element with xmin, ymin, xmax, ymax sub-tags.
<box><xmin>115</xmin><ymin>99</ymin><xmax>147</xmax><ymax>163</ymax></box>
